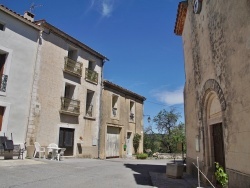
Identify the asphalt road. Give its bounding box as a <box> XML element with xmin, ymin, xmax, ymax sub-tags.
<box><xmin>0</xmin><ymin>158</ymin><xmax>172</xmax><ymax>188</ymax></box>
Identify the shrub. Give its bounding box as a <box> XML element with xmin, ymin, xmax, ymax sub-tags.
<box><xmin>133</xmin><ymin>133</ymin><xmax>141</xmax><ymax>154</ymax></box>
<box><xmin>136</xmin><ymin>153</ymin><xmax>148</xmax><ymax>159</ymax></box>
<box><xmin>214</xmin><ymin>162</ymin><xmax>228</xmax><ymax>188</ymax></box>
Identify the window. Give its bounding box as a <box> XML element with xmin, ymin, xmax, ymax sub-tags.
<box><xmin>129</xmin><ymin>101</ymin><xmax>135</xmax><ymax>122</ymax></box>
<box><xmin>0</xmin><ymin>22</ymin><xmax>5</xmax><ymax>31</ymax></box>
<box><xmin>111</xmin><ymin>95</ymin><xmax>119</xmax><ymax>118</ymax></box>
<box><xmin>88</xmin><ymin>60</ymin><xmax>95</xmax><ymax>71</ymax></box>
<box><xmin>61</xmin><ymin>83</ymin><xmax>80</xmax><ymax>115</ymax></box>
<box><xmin>0</xmin><ymin>52</ymin><xmax>8</xmax><ymax>92</ymax></box>
<box><xmin>0</xmin><ymin>46</ymin><xmax>12</xmax><ymax>96</ymax></box>
<box><xmin>86</xmin><ymin>90</ymin><xmax>95</xmax><ymax>117</ymax></box>
<box><xmin>85</xmin><ymin>60</ymin><xmax>98</xmax><ymax>84</ymax></box>
<box><xmin>0</xmin><ymin>101</ymin><xmax>10</xmax><ymax>134</ymax></box>
<box><xmin>64</xmin><ymin>84</ymin><xmax>75</xmax><ymax>99</ymax></box>
<box><xmin>68</xmin><ymin>47</ymin><xmax>77</xmax><ymax>61</ymax></box>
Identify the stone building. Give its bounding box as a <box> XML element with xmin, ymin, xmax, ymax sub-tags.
<box><xmin>174</xmin><ymin>0</ymin><xmax>250</xmax><ymax>187</ymax></box>
<box><xmin>99</xmin><ymin>80</ymin><xmax>145</xmax><ymax>159</ymax></box>
<box><xmin>24</xmin><ymin>17</ymin><xmax>108</xmax><ymax>158</ymax></box>
<box><xmin>0</xmin><ymin>5</ymin><xmax>41</xmax><ymax>146</ymax></box>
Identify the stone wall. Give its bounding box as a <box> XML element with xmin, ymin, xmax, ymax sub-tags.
<box><xmin>182</xmin><ymin>0</ymin><xmax>250</xmax><ymax>186</ymax></box>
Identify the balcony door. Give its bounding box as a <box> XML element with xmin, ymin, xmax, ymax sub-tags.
<box><xmin>0</xmin><ymin>53</ymin><xmax>6</xmax><ymax>91</ymax></box>
<box><xmin>0</xmin><ymin>53</ymin><xmax>6</xmax><ymax>75</ymax></box>
<box><xmin>59</xmin><ymin>128</ymin><xmax>75</xmax><ymax>156</ymax></box>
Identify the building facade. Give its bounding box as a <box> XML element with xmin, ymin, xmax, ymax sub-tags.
<box><xmin>24</xmin><ymin>19</ymin><xmax>108</xmax><ymax>158</ymax></box>
<box><xmin>99</xmin><ymin>80</ymin><xmax>145</xmax><ymax>159</ymax></box>
<box><xmin>175</xmin><ymin>0</ymin><xmax>250</xmax><ymax>187</ymax></box>
<box><xmin>0</xmin><ymin>6</ymin><xmax>41</xmax><ymax>146</ymax></box>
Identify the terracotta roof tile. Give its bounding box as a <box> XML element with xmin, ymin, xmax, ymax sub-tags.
<box><xmin>103</xmin><ymin>80</ymin><xmax>146</xmax><ymax>101</ymax></box>
<box><xmin>174</xmin><ymin>1</ymin><xmax>188</xmax><ymax>36</ymax></box>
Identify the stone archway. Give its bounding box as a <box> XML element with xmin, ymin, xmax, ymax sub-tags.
<box><xmin>199</xmin><ymin>79</ymin><xmax>226</xmax><ymax>180</ymax></box>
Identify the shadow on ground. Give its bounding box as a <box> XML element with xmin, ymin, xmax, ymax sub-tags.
<box><xmin>124</xmin><ymin>163</ymin><xmax>166</xmax><ymax>186</ymax></box>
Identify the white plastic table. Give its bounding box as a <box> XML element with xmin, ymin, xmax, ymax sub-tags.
<box><xmin>47</xmin><ymin>146</ymin><xmax>62</xmax><ymax>160</ymax></box>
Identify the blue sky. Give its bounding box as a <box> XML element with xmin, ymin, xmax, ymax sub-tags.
<box><xmin>1</xmin><ymin>0</ymin><xmax>185</xmax><ymax>126</ymax></box>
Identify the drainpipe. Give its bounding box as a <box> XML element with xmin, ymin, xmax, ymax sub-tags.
<box><xmin>25</xmin><ymin>30</ymin><xmax>42</xmax><ymax>156</ymax></box>
<box><xmin>97</xmin><ymin>60</ymin><xmax>105</xmax><ymax>159</ymax></box>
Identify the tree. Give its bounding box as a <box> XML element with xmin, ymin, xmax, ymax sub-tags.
<box><xmin>143</xmin><ymin>125</ymin><xmax>161</xmax><ymax>155</ymax></box>
<box><xmin>153</xmin><ymin>108</ymin><xmax>182</xmax><ymax>153</ymax></box>
<box><xmin>133</xmin><ymin>133</ymin><xmax>141</xmax><ymax>154</ymax></box>
<box><xmin>169</xmin><ymin>122</ymin><xmax>186</xmax><ymax>153</ymax></box>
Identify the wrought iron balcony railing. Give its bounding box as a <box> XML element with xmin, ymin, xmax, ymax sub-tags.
<box><xmin>60</xmin><ymin>97</ymin><xmax>80</xmax><ymax>116</ymax></box>
<box><xmin>112</xmin><ymin>107</ymin><xmax>117</xmax><ymax>117</ymax></box>
<box><xmin>85</xmin><ymin>68</ymin><xmax>98</xmax><ymax>84</ymax></box>
<box><xmin>0</xmin><ymin>74</ymin><xmax>8</xmax><ymax>92</ymax></box>
<box><xmin>130</xmin><ymin>113</ymin><xmax>134</xmax><ymax>121</ymax></box>
<box><xmin>64</xmin><ymin>57</ymin><xmax>83</xmax><ymax>77</ymax></box>
<box><xmin>86</xmin><ymin>104</ymin><xmax>93</xmax><ymax>117</ymax></box>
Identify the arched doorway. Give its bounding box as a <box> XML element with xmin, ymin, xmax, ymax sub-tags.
<box><xmin>204</xmin><ymin>92</ymin><xmax>225</xmax><ymax>169</ymax></box>
<box><xmin>200</xmin><ymin>79</ymin><xmax>226</xmax><ymax>180</ymax></box>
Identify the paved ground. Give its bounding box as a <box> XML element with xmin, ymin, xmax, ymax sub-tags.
<box><xmin>0</xmin><ymin>157</ymin><xmax>202</xmax><ymax>188</ymax></box>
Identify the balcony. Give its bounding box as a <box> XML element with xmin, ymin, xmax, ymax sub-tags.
<box><xmin>64</xmin><ymin>57</ymin><xmax>82</xmax><ymax>77</ymax></box>
<box><xmin>86</xmin><ymin>104</ymin><xmax>93</xmax><ymax>117</ymax></box>
<box><xmin>112</xmin><ymin>107</ymin><xmax>117</xmax><ymax>117</ymax></box>
<box><xmin>85</xmin><ymin>68</ymin><xmax>98</xmax><ymax>84</ymax></box>
<box><xmin>130</xmin><ymin>113</ymin><xmax>134</xmax><ymax>121</ymax></box>
<box><xmin>0</xmin><ymin>74</ymin><xmax>8</xmax><ymax>92</ymax></box>
<box><xmin>60</xmin><ymin>97</ymin><xmax>80</xmax><ymax>116</ymax></box>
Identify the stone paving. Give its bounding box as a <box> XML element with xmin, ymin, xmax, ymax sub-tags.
<box><xmin>0</xmin><ymin>157</ymin><xmax>205</xmax><ymax>188</ymax></box>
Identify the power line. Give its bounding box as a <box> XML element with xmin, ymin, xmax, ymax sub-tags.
<box><xmin>145</xmin><ymin>100</ymin><xmax>184</xmax><ymax>109</ymax></box>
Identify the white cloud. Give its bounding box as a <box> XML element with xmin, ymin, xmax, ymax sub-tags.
<box><xmin>101</xmin><ymin>1</ymin><xmax>113</xmax><ymax>17</ymax></box>
<box><xmin>153</xmin><ymin>87</ymin><xmax>184</xmax><ymax>106</ymax></box>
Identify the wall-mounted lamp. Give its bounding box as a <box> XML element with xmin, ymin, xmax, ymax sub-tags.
<box><xmin>143</xmin><ymin>115</ymin><xmax>151</xmax><ymax>123</ymax></box>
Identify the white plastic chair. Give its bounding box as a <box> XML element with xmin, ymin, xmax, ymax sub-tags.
<box><xmin>57</xmin><ymin>148</ymin><xmax>66</xmax><ymax>161</ymax></box>
<box><xmin>34</xmin><ymin>142</ymin><xmax>45</xmax><ymax>159</ymax></box>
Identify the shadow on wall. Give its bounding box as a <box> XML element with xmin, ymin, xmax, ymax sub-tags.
<box><xmin>124</xmin><ymin>163</ymin><xmax>166</xmax><ymax>186</ymax></box>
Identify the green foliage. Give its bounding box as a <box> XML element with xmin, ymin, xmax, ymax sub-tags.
<box><xmin>169</xmin><ymin>123</ymin><xmax>186</xmax><ymax>153</ymax></box>
<box><xmin>152</xmin><ymin>108</ymin><xmax>185</xmax><ymax>153</ymax></box>
<box><xmin>133</xmin><ymin>133</ymin><xmax>141</xmax><ymax>154</ymax></box>
<box><xmin>214</xmin><ymin>162</ymin><xmax>228</xmax><ymax>187</ymax></box>
<box><xmin>136</xmin><ymin>153</ymin><xmax>148</xmax><ymax>159</ymax></box>
<box><xmin>143</xmin><ymin>126</ymin><xmax>161</xmax><ymax>154</ymax></box>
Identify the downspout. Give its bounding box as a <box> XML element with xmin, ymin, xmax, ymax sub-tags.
<box><xmin>25</xmin><ymin>30</ymin><xmax>42</xmax><ymax>150</ymax></box>
<box><xmin>97</xmin><ymin>60</ymin><xmax>105</xmax><ymax>159</ymax></box>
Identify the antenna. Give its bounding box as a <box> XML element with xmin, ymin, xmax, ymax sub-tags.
<box><xmin>29</xmin><ymin>3</ymin><xmax>43</xmax><ymax>13</ymax></box>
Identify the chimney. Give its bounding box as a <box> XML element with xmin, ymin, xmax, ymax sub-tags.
<box><xmin>23</xmin><ymin>11</ymin><xmax>35</xmax><ymax>22</ymax></box>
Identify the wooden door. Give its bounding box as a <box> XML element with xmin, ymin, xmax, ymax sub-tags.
<box><xmin>0</xmin><ymin>106</ymin><xmax>4</xmax><ymax>131</ymax></box>
<box><xmin>212</xmin><ymin>123</ymin><xmax>225</xmax><ymax>169</ymax></box>
<box><xmin>106</xmin><ymin>127</ymin><xmax>120</xmax><ymax>158</ymax></box>
<box><xmin>126</xmin><ymin>132</ymin><xmax>132</xmax><ymax>156</ymax></box>
<box><xmin>59</xmin><ymin>128</ymin><xmax>74</xmax><ymax>156</ymax></box>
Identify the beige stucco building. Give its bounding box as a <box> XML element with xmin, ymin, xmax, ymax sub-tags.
<box><xmin>0</xmin><ymin>6</ymin><xmax>41</xmax><ymax>148</ymax></box>
<box><xmin>25</xmin><ymin>17</ymin><xmax>108</xmax><ymax>158</ymax></box>
<box><xmin>175</xmin><ymin>0</ymin><xmax>250</xmax><ymax>187</ymax></box>
<box><xmin>99</xmin><ymin>80</ymin><xmax>145</xmax><ymax>159</ymax></box>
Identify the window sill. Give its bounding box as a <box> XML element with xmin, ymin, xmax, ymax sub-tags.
<box><xmin>0</xmin><ymin>91</ymin><xmax>6</xmax><ymax>96</ymax></box>
<box><xmin>111</xmin><ymin>117</ymin><xmax>119</xmax><ymax>121</ymax></box>
<box><xmin>84</xmin><ymin>116</ymin><xmax>96</xmax><ymax>121</ymax></box>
